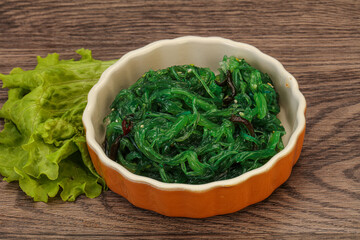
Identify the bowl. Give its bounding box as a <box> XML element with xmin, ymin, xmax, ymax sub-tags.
<box><xmin>82</xmin><ymin>36</ymin><xmax>306</xmax><ymax>218</ymax></box>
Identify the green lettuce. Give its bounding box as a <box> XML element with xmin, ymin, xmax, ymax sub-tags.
<box><xmin>0</xmin><ymin>49</ymin><xmax>117</xmax><ymax>202</ymax></box>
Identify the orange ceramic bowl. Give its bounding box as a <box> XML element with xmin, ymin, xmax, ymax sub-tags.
<box><xmin>83</xmin><ymin>36</ymin><xmax>306</xmax><ymax>218</ymax></box>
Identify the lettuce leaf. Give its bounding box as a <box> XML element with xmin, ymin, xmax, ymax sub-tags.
<box><xmin>0</xmin><ymin>49</ymin><xmax>117</xmax><ymax>202</ymax></box>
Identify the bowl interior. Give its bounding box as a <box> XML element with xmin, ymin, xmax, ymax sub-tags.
<box><xmin>86</xmin><ymin>37</ymin><xmax>303</xmax><ymax>183</ymax></box>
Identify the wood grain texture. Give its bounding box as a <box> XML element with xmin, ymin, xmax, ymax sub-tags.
<box><xmin>0</xmin><ymin>0</ymin><xmax>359</xmax><ymax>239</ymax></box>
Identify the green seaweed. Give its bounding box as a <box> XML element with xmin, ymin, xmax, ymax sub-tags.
<box><xmin>104</xmin><ymin>56</ymin><xmax>285</xmax><ymax>184</ymax></box>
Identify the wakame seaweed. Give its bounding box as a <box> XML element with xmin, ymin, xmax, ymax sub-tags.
<box><xmin>104</xmin><ymin>56</ymin><xmax>285</xmax><ymax>184</ymax></box>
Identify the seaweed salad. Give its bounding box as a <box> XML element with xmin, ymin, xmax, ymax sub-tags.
<box><xmin>104</xmin><ymin>56</ymin><xmax>285</xmax><ymax>184</ymax></box>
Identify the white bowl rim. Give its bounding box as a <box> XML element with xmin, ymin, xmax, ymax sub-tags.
<box><xmin>83</xmin><ymin>36</ymin><xmax>306</xmax><ymax>192</ymax></box>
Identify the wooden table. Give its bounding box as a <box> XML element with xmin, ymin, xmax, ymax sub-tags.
<box><xmin>1</xmin><ymin>0</ymin><xmax>359</xmax><ymax>239</ymax></box>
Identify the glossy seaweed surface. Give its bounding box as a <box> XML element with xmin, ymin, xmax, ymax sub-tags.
<box><xmin>104</xmin><ymin>56</ymin><xmax>285</xmax><ymax>184</ymax></box>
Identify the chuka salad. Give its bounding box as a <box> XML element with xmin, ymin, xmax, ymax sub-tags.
<box><xmin>104</xmin><ymin>56</ymin><xmax>286</xmax><ymax>184</ymax></box>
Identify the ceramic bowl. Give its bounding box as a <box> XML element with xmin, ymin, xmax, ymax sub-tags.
<box><xmin>83</xmin><ymin>36</ymin><xmax>306</xmax><ymax>218</ymax></box>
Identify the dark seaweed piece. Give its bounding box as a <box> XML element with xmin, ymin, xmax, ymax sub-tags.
<box><xmin>230</xmin><ymin>115</ymin><xmax>254</xmax><ymax>137</ymax></box>
<box><xmin>217</xmin><ymin>71</ymin><xmax>237</xmax><ymax>106</ymax></box>
<box><xmin>230</xmin><ymin>114</ymin><xmax>257</xmax><ymax>150</ymax></box>
<box><xmin>109</xmin><ymin>119</ymin><xmax>132</xmax><ymax>160</ymax></box>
